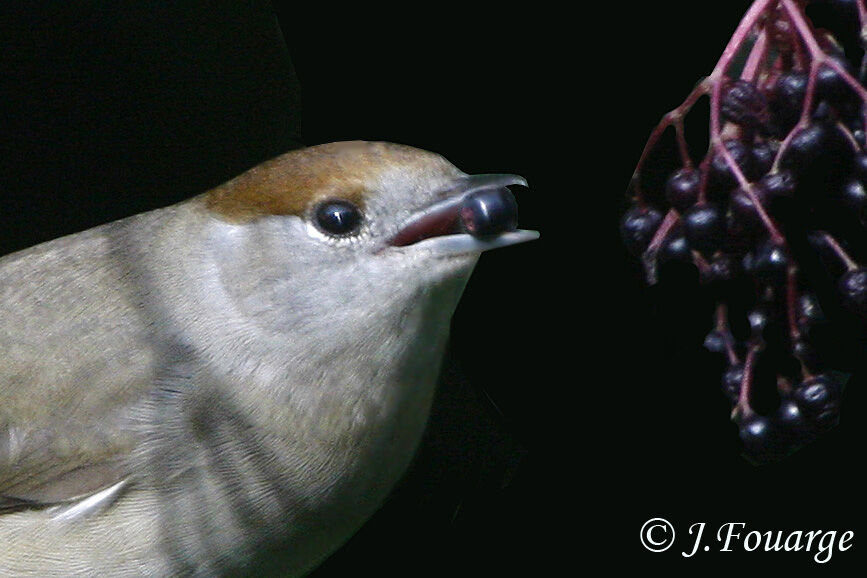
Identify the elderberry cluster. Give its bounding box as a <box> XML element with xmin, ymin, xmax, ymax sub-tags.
<box><xmin>622</xmin><ymin>0</ymin><xmax>867</xmax><ymax>463</ymax></box>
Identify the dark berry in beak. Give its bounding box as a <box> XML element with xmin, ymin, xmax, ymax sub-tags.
<box><xmin>460</xmin><ymin>188</ymin><xmax>518</xmax><ymax>238</ymax></box>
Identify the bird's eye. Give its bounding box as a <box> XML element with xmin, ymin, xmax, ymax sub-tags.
<box><xmin>313</xmin><ymin>199</ymin><xmax>363</xmax><ymax>236</ymax></box>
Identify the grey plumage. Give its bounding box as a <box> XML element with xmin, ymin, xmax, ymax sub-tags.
<box><xmin>0</xmin><ymin>141</ymin><xmax>535</xmax><ymax>576</ymax></box>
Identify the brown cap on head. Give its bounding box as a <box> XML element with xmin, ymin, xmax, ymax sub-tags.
<box><xmin>204</xmin><ymin>141</ymin><xmax>450</xmax><ymax>222</ymax></box>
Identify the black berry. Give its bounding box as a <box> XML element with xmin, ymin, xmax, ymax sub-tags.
<box><xmin>683</xmin><ymin>203</ymin><xmax>725</xmax><ymax>255</ymax></box>
<box><xmin>658</xmin><ymin>226</ymin><xmax>692</xmax><ymax>264</ymax></box>
<box><xmin>722</xmin><ymin>364</ymin><xmax>744</xmax><ymax>403</ymax></box>
<box><xmin>704</xmin><ymin>329</ymin><xmax>727</xmax><ymax>354</ymax></box>
<box><xmin>838</xmin><ymin>177</ymin><xmax>867</xmax><ymax>216</ymax></box>
<box><xmin>460</xmin><ymin>188</ymin><xmax>519</xmax><ymax>237</ymax></box>
<box><xmin>759</xmin><ymin>170</ymin><xmax>797</xmax><ymax>198</ymax></box>
<box><xmin>709</xmin><ymin>140</ymin><xmax>753</xmax><ymax>193</ymax></box>
<box><xmin>793</xmin><ymin>374</ymin><xmax>841</xmax><ymax>416</ymax></box>
<box><xmin>738</xmin><ymin>414</ymin><xmax>785</xmax><ymax>463</ymax></box>
<box><xmin>838</xmin><ymin>267</ymin><xmax>867</xmax><ymax>317</ymax></box>
<box><xmin>729</xmin><ymin>185</ymin><xmax>770</xmax><ymax>231</ymax></box>
<box><xmin>665</xmin><ymin>168</ymin><xmax>701</xmax><ymax>212</ymax></box>
<box><xmin>816</xmin><ymin>59</ymin><xmax>855</xmax><ymax>104</ymax></box>
<box><xmin>852</xmin><ymin>153</ymin><xmax>867</xmax><ymax>181</ymax></box>
<box><xmin>702</xmin><ymin>253</ymin><xmax>739</xmax><ymax>285</ymax></box>
<box><xmin>749</xmin><ymin>141</ymin><xmax>777</xmax><ymax>180</ymax></box>
<box><xmin>771</xmin><ymin>72</ymin><xmax>808</xmax><ymax>131</ymax></box>
<box><xmin>747</xmin><ymin>308</ymin><xmax>770</xmax><ymax>338</ymax></box>
<box><xmin>774</xmin><ymin>397</ymin><xmax>815</xmax><ymax>446</ymax></box>
<box><xmin>780</xmin><ymin>123</ymin><xmax>830</xmax><ymax>172</ymax></box>
<box><xmin>797</xmin><ymin>292</ymin><xmax>826</xmax><ymax>332</ymax></box>
<box><xmin>793</xmin><ymin>340</ymin><xmax>823</xmax><ymax>371</ymax></box>
<box><xmin>812</xmin><ymin>400</ymin><xmax>842</xmax><ymax>431</ymax></box>
<box><xmin>721</xmin><ymin>79</ymin><xmax>768</xmax><ymax>131</ymax></box>
<box><xmin>750</xmin><ymin>240</ymin><xmax>789</xmax><ymax>284</ymax></box>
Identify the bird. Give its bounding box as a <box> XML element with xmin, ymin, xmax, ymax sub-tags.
<box><xmin>0</xmin><ymin>140</ymin><xmax>537</xmax><ymax>576</ymax></box>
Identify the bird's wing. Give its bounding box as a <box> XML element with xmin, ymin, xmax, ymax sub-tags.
<box><xmin>0</xmin><ymin>221</ymin><xmax>163</xmax><ymax>512</ymax></box>
<box><xmin>0</xmin><ymin>425</ymin><xmax>132</xmax><ymax>513</ymax></box>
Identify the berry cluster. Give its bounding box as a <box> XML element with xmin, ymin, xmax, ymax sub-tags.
<box><xmin>622</xmin><ymin>0</ymin><xmax>867</xmax><ymax>463</ymax></box>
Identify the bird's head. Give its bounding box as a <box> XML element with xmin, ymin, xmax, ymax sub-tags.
<box><xmin>123</xmin><ymin>140</ymin><xmax>538</xmax><ymax>504</ymax></box>
<box><xmin>195</xmin><ymin>140</ymin><xmax>537</xmax><ymax>351</ymax></box>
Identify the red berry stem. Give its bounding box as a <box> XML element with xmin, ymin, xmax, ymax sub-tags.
<box><xmin>785</xmin><ymin>265</ymin><xmax>801</xmax><ymax>342</ymax></box>
<box><xmin>715</xmin><ymin>302</ymin><xmax>741</xmax><ymax>366</ymax></box>
<box><xmin>857</xmin><ymin>0</ymin><xmax>867</xmax><ymax>97</ymax></box>
<box><xmin>641</xmin><ymin>209</ymin><xmax>681</xmax><ymax>284</ymax></box>
<box><xmin>836</xmin><ymin>120</ymin><xmax>863</xmax><ymax>153</ymax></box>
<box><xmin>622</xmin><ymin>0</ymin><xmax>862</xmax><ymax>463</ymax></box>
<box><xmin>815</xmin><ymin>230</ymin><xmax>860</xmax><ymax>271</ymax></box>
<box><xmin>704</xmin><ymin>4</ymin><xmax>787</xmax><ymax>244</ymax></box>
<box><xmin>781</xmin><ymin>0</ymin><xmax>867</xmax><ymax>133</ymax></box>
<box><xmin>741</xmin><ymin>29</ymin><xmax>769</xmax><ymax>82</ymax></box>
<box><xmin>631</xmin><ymin>0</ymin><xmax>777</xmax><ymax>201</ymax></box>
<box><xmin>777</xmin><ymin>374</ymin><xmax>793</xmax><ymax>396</ymax></box>
<box><xmin>735</xmin><ymin>342</ymin><xmax>762</xmax><ymax>418</ymax></box>
<box><xmin>630</xmin><ymin>81</ymin><xmax>709</xmax><ymax>201</ymax></box>
<box><xmin>709</xmin><ymin>0</ymin><xmax>776</xmax><ymax>81</ymax></box>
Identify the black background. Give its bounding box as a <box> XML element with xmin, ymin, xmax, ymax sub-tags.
<box><xmin>2</xmin><ymin>0</ymin><xmax>864</xmax><ymax>575</ymax></box>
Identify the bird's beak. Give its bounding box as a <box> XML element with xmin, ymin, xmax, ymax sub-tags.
<box><xmin>387</xmin><ymin>174</ymin><xmax>539</xmax><ymax>255</ymax></box>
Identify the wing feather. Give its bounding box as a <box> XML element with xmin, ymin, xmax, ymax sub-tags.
<box><xmin>0</xmin><ymin>218</ymin><xmax>161</xmax><ymax>509</ymax></box>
